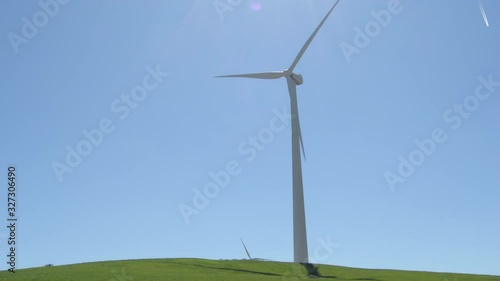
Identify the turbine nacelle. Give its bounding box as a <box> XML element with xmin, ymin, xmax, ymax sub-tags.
<box><xmin>290</xmin><ymin>73</ymin><xmax>303</xmax><ymax>85</ymax></box>
<box><xmin>283</xmin><ymin>69</ymin><xmax>303</xmax><ymax>85</ymax></box>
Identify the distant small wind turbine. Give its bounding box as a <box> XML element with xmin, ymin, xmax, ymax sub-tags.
<box><xmin>240</xmin><ymin>238</ymin><xmax>272</xmax><ymax>261</ymax></box>
<box><xmin>241</xmin><ymin>238</ymin><xmax>253</xmax><ymax>260</ymax></box>
<box><xmin>479</xmin><ymin>0</ymin><xmax>489</xmax><ymax>27</ymax></box>
<box><xmin>216</xmin><ymin>0</ymin><xmax>342</xmax><ymax>264</ymax></box>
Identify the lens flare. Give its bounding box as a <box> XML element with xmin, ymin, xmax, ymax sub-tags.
<box><xmin>250</xmin><ymin>2</ymin><xmax>262</xmax><ymax>11</ymax></box>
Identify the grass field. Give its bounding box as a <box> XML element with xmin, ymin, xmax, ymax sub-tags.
<box><xmin>0</xmin><ymin>258</ymin><xmax>499</xmax><ymax>281</ymax></box>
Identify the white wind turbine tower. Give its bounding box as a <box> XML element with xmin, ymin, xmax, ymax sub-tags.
<box><xmin>216</xmin><ymin>0</ymin><xmax>341</xmax><ymax>264</ymax></box>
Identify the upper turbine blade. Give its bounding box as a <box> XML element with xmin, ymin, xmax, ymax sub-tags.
<box><xmin>215</xmin><ymin>71</ymin><xmax>285</xmax><ymax>79</ymax></box>
<box><xmin>288</xmin><ymin>0</ymin><xmax>341</xmax><ymax>73</ymax></box>
<box><xmin>479</xmin><ymin>0</ymin><xmax>489</xmax><ymax>27</ymax></box>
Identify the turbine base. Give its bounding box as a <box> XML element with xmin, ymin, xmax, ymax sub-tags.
<box><xmin>300</xmin><ymin>263</ymin><xmax>320</xmax><ymax>277</ymax></box>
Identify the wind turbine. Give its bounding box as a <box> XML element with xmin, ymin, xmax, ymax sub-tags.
<box><xmin>241</xmin><ymin>238</ymin><xmax>253</xmax><ymax>260</ymax></box>
<box><xmin>240</xmin><ymin>238</ymin><xmax>273</xmax><ymax>261</ymax></box>
<box><xmin>215</xmin><ymin>0</ymin><xmax>341</xmax><ymax>264</ymax></box>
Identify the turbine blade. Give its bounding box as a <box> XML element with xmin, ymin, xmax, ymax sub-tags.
<box><xmin>299</xmin><ymin>119</ymin><xmax>306</xmax><ymax>161</ymax></box>
<box><xmin>479</xmin><ymin>0</ymin><xmax>489</xmax><ymax>27</ymax></box>
<box><xmin>288</xmin><ymin>0</ymin><xmax>341</xmax><ymax>73</ymax></box>
<box><xmin>215</xmin><ymin>71</ymin><xmax>285</xmax><ymax>79</ymax></box>
<box><xmin>240</xmin><ymin>238</ymin><xmax>252</xmax><ymax>260</ymax></box>
<box><xmin>286</xmin><ymin>78</ymin><xmax>307</xmax><ymax>161</ymax></box>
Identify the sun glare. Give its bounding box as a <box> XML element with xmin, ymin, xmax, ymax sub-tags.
<box><xmin>250</xmin><ymin>2</ymin><xmax>262</xmax><ymax>11</ymax></box>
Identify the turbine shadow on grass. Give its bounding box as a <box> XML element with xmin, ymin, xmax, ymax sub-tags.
<box><xmin>164</xmin><ymin>261</ymin><xmax>342</xmax><ymax>279</ymax></box>
<box><xmin>164</xmin><ymin>261</ymin><xmax>282</xmax><ymax>277</ymax></box>
<box><xmin>310</xmin><ymin>265</ymin><xmax>381</xmax><ymax>281</ymax></box>
<box><xmin>318</xmin><ymin>276</ymin><xmax>381</xmax><ymax>281</ymax></box>
<box><xmin>163</xmin><ymin>260</ymin><xmax>382</xmax><ymax>280</ymax></box>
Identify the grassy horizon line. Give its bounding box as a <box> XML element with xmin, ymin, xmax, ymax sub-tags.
<box><xmin>1</xmin><ymin>258</ymin><xmax>499</xmax><ymax>281</ymax></box>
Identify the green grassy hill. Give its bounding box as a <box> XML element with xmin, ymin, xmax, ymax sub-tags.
<box><xmin>1</xmin><ymin>258</ymin><xmax>499</xmax><ymax>281</ymax></box>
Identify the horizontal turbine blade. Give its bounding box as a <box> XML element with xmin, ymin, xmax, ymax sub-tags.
<box><xmin>288</xmin><ymin>0</ymin><xmax>341</xmax><ymax>73</ymax></box>
<box><xmin>215</xmin><ymin>71</ymin><xmax>285</xmax><ymax>79</ymax></box>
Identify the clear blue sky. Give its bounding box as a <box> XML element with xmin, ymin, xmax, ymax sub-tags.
<box><xmin>1</xmin><ymin>0</ymin><xmax>499</xmax><ymax>276</ymax></box>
